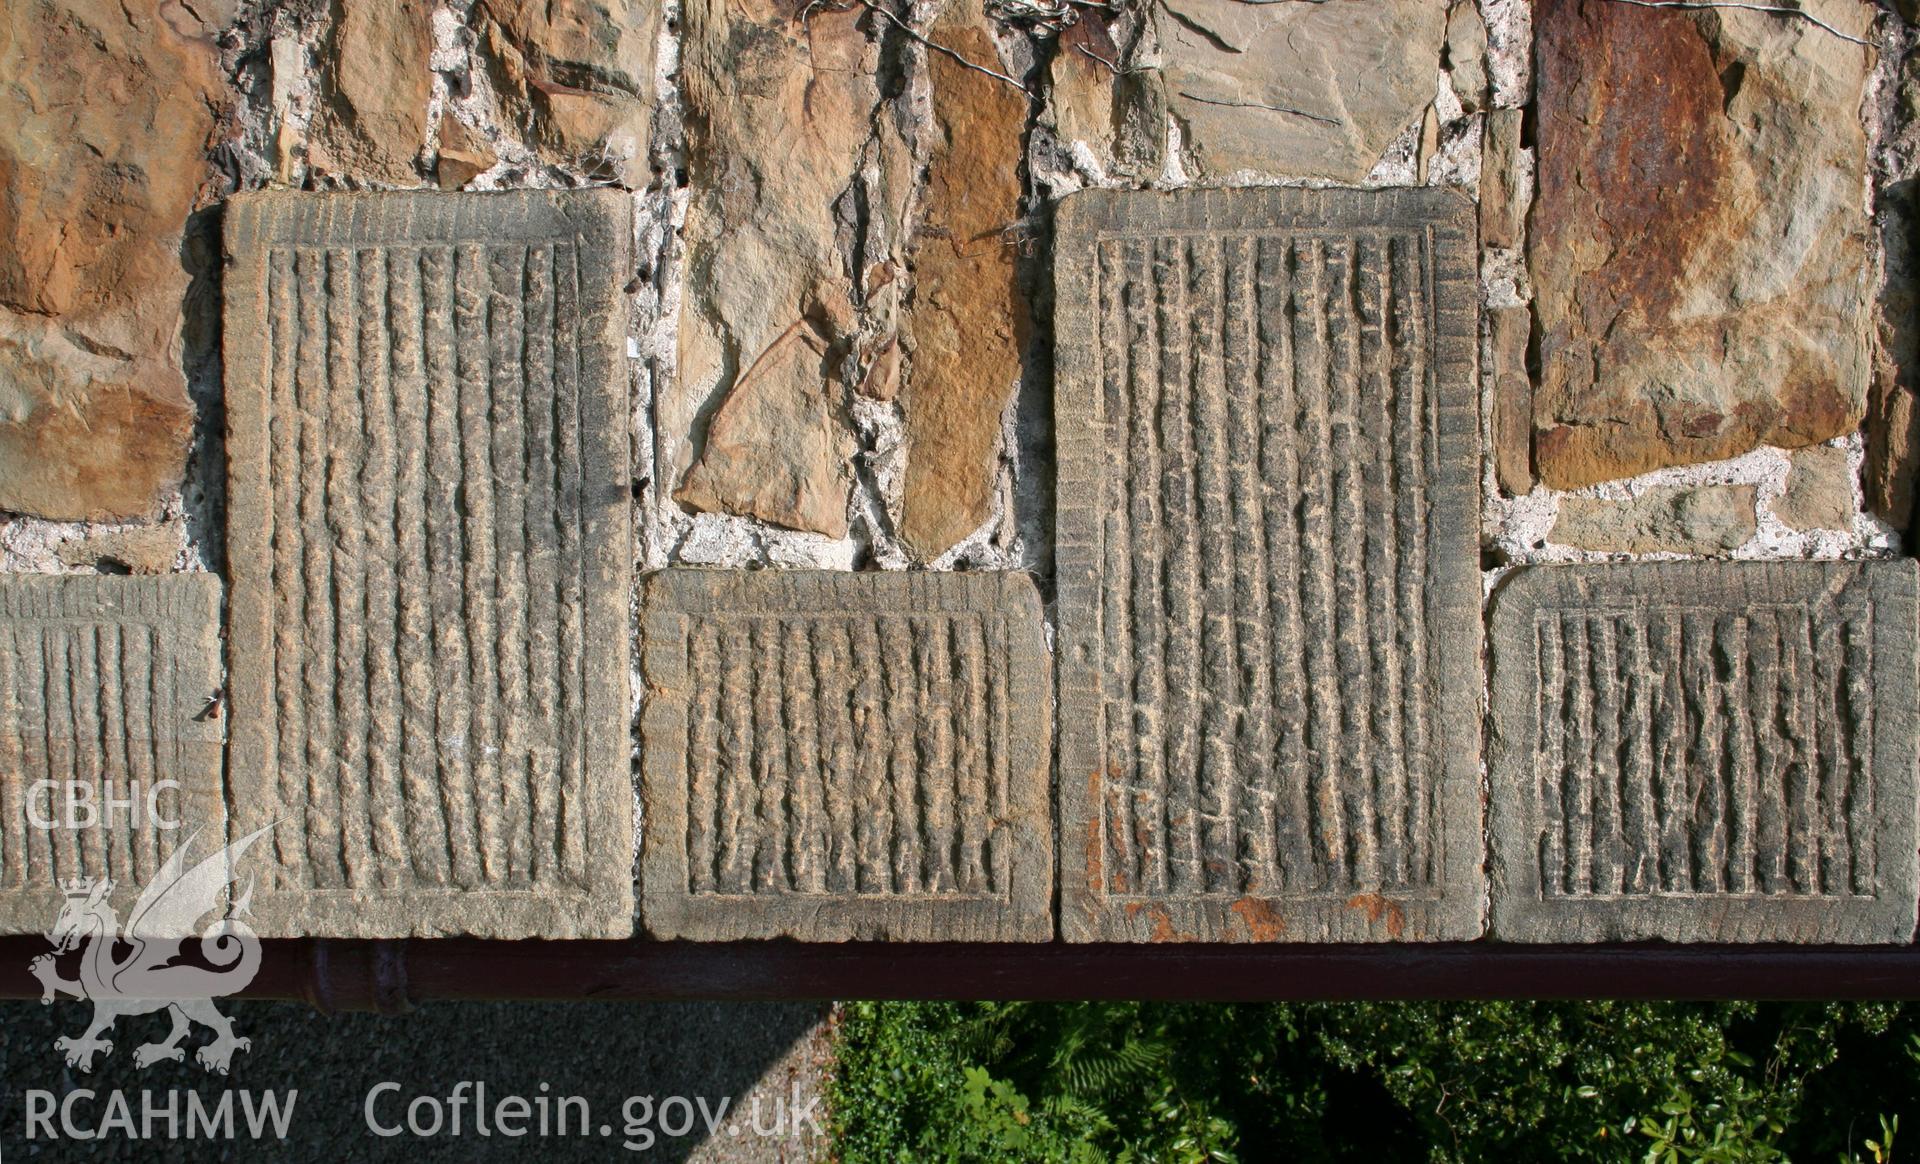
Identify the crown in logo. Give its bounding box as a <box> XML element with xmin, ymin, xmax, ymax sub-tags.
<box><xmin>60</xmin><ymin>877</ymin><xmax>98</xmax><ymax>898</ymax></box>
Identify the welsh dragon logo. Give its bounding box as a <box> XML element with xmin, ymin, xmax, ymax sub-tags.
<box><xmin>29</xmin><ymin>825</ymin><xmax>272</xmax><ymax>1075</ymax></box>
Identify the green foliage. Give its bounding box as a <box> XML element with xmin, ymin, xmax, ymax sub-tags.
<box><xmin>828</xmin><ymin>1001</ymin><xmax>1920</xmax><ymax>1163</ymax></box>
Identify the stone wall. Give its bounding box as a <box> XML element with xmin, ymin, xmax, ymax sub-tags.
<box><xmin>6</xmin><ymin>0</ymin><xmax>1913</xmax><ymax>581</ymax></box>
<box><xmin>4</xmin><ymin>0</ymin><xmax>1920</xmax><ymax>942</ymax></box>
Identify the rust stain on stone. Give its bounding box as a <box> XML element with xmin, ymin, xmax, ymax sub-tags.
<box><xmin>1087</xmin><ymin>767</ymin><xmax>1108</xmax><ymax>895</ymax></box>
<box><xmin>1059</xmin><ymin>6</ymin><xmax>1120</xmax><ymax>69</ymax></box>
<box><xmin>1228</xmin><ymin>897</ymin><xmax>1287</xmax><ymax>941</ymax></box>
<box><xmin>1529</xmin><ymin>0</ymin><xmax>1871</xmax><ymax>489</ymax></box>
<box><xmin>1123</xmin><ymin>901</ymin><xmax>1188</xmax><ymax>943</ymax></box>
<box><xmin>898</xmin><ymin>4</ymin><xmax>1030</xmax><ymax>561</ymax></box>
<box><xmin>1547</xmin><ymin>2</ymin><xmax>1726</xmax><ymax>325</ymax></box>
<box><xmin>1344</xmin><ymin>892</ymin><xmax>1407</xmax><ymax>938</ymax></box>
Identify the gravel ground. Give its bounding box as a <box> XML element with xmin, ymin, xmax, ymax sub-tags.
<box><xmin>0</xmin><ymin>998</ymin><xmax>832</xmax><ymax>1162</ymax></box>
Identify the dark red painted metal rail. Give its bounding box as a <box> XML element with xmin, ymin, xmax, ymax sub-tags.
<box><xmin>3</xmin><ymin>938</ymin><xmax>1919</xmax><ymax>1010</ymax></box>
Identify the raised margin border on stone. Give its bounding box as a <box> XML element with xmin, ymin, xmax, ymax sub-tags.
<box><xmin>638</xmin><ymin>568</ymin><xmax>1054</xmax><ymax>942</ymax></box>
<box><xmin>1488</xmin><ymin>560</ymin><xmax>1920</xmax><ymax>945</ymax></box>
<box><xmin>221</xmin><ymin>189</ymin><xmax>634</xmax><ymax>939</ymax></box>
<box><xmin>0</xmin><ymin>574</ymin><xmax>227</xmax><ymax>936</ymax></box>
<box><xmin>1052</xmin><ymin>185</ymin><xmax>1485</xmax><ymax>943</ymax></box>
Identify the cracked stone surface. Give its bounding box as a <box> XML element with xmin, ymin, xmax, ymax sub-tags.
<box><xmin>1489</xmin><ymin>561</ymin><xmax>1920</xmax><ymax>944</ymax></box>
<box><xmin>0</xmin><ymin>574</ymin><xmax>226</xmax><ymax>935</ymax></box>
<box><xmin>640</xmin><ymin>568</ymin><xmax>1053</xmax><ymax>941</ymax></box>
<box><xmin>1053</xmin><ymin>186</ymin><xmax>1484</xmax><ymax>943</ymax></box>
<box><xmin>1045</xmin><ymin>4</ymin><xmax>1165</xmax><ymax>183</ymax></box>
<box><xmin>54</xmin><ymin>522</ymin><xmax>186</xmax><ymax>575</ymax></box>
<box><xmin>434</xmin><ymin>116</ymin><xmax>498</xmax><ymax>190</ymax></box>
<box><xmin>669</xmin><ymin>0</ymin><xmax>874</xmax><ymax>539</ymax></box>
<box><xmin>222</xmin><ymin>190</ymin><xmax>634</xmax><ymax>939</ymax></box>
<box><xmin>473</xmin><ymin>0</ymin><xmax>661</xmax><ymax>187</ymax></box>
<box><xmin>1153</xmin><ymin>0</ymin><xmax>1448</xmax><ymax>182</ymax></box>
<box><xmin>676</xmin><ymin>321</ymin><xmax>860</xmax><ymax>539</ymax></box>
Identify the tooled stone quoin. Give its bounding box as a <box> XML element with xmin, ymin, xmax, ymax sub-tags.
<box><xmin>1052</xmin><ymin>186</ymin><xmax>1485</xmax><ymax>943</ymax></box>
<box><xmin>639</xmin><ymin>569</ymin><xmax>1053</xmax><ymax>942</ymax></box>
<box><xmin>1489</xmin><ymin>561</ymin><xmax>1920</xmax><ymax>945</ymax></box>
<box><xmin>220</xmin><ymin>190</ymin><xmax>634</xmax><ymax>940</ymax></box>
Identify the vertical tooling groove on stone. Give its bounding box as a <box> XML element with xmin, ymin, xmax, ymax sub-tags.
<box><xmin>640</xmin><ymin>569</ymin><xmax>1053</xmax><ymax>942</ymax></box>
<box><xmin>222</xmin><ymin>190</ymin><xmax>633</xmax><ymax>939</ymax></box>
<box><xmin>0</xmin><ymin>575</ymin><xmax>226</xmax><ymax>934</ymax></box>
<box><xmin>1054</xmin><ymin>186</ymin><xmax>1485</xmax><ymax>943</ymax></box>
<box><xmin>1489</xmin><ymin>561</ymin><xmax>1920</xmax><ymax>944</ymax></box>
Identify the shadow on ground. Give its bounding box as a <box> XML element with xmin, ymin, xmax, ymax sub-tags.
<box><xmin>0</xmin><ymin>998</ymin><xmax>829</xmax><ymax>1162</ymax></box>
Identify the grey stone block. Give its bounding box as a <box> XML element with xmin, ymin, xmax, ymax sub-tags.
<box><xmin>640</xmin><ymin>569</ymin><xmax>1053</xmax><ymax>941</ymax></box>
<box><xmin>222</xmin><ymin>190</ymin><xmax>634</xmax><ymax>938</ymax></box>
<box><xmin>1053</xmin><ymin>186</ymin><xmax>1485</xmax><ymax>942</ymax></box>
<box><xmin>1489</xmin><ymin>561</ymin><xmax>1920</xmax><ymax>944</ymax></box>
<box><xmin>0</xmin><ymin>576</ymin><xmax>225</xmax><ymax>934</ymax></box>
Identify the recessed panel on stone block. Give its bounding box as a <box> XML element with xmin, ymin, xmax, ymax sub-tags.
<box><xmin>222</xmin><ymin>190</ymin><xmax>634</xmax><ymax>938</ymax></box>
<box><xmin>1490</xmin><ymin>562</ymin><xmax>1920</xmax><ymax>944</ymax></box>
<box><xmin>1054</xmin><ymin>187</ymin><xmax>1485</xmax><ymax>943</ymax></box>
<box><xmin>639</xmin><ymin>569</ymin><xmax>1053</xmax><ymax>941</ymax></box>
<box><xmin>0</xmin><ymin>576</ymin><xmax>225</xmax><ymax>934</ymax></box>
